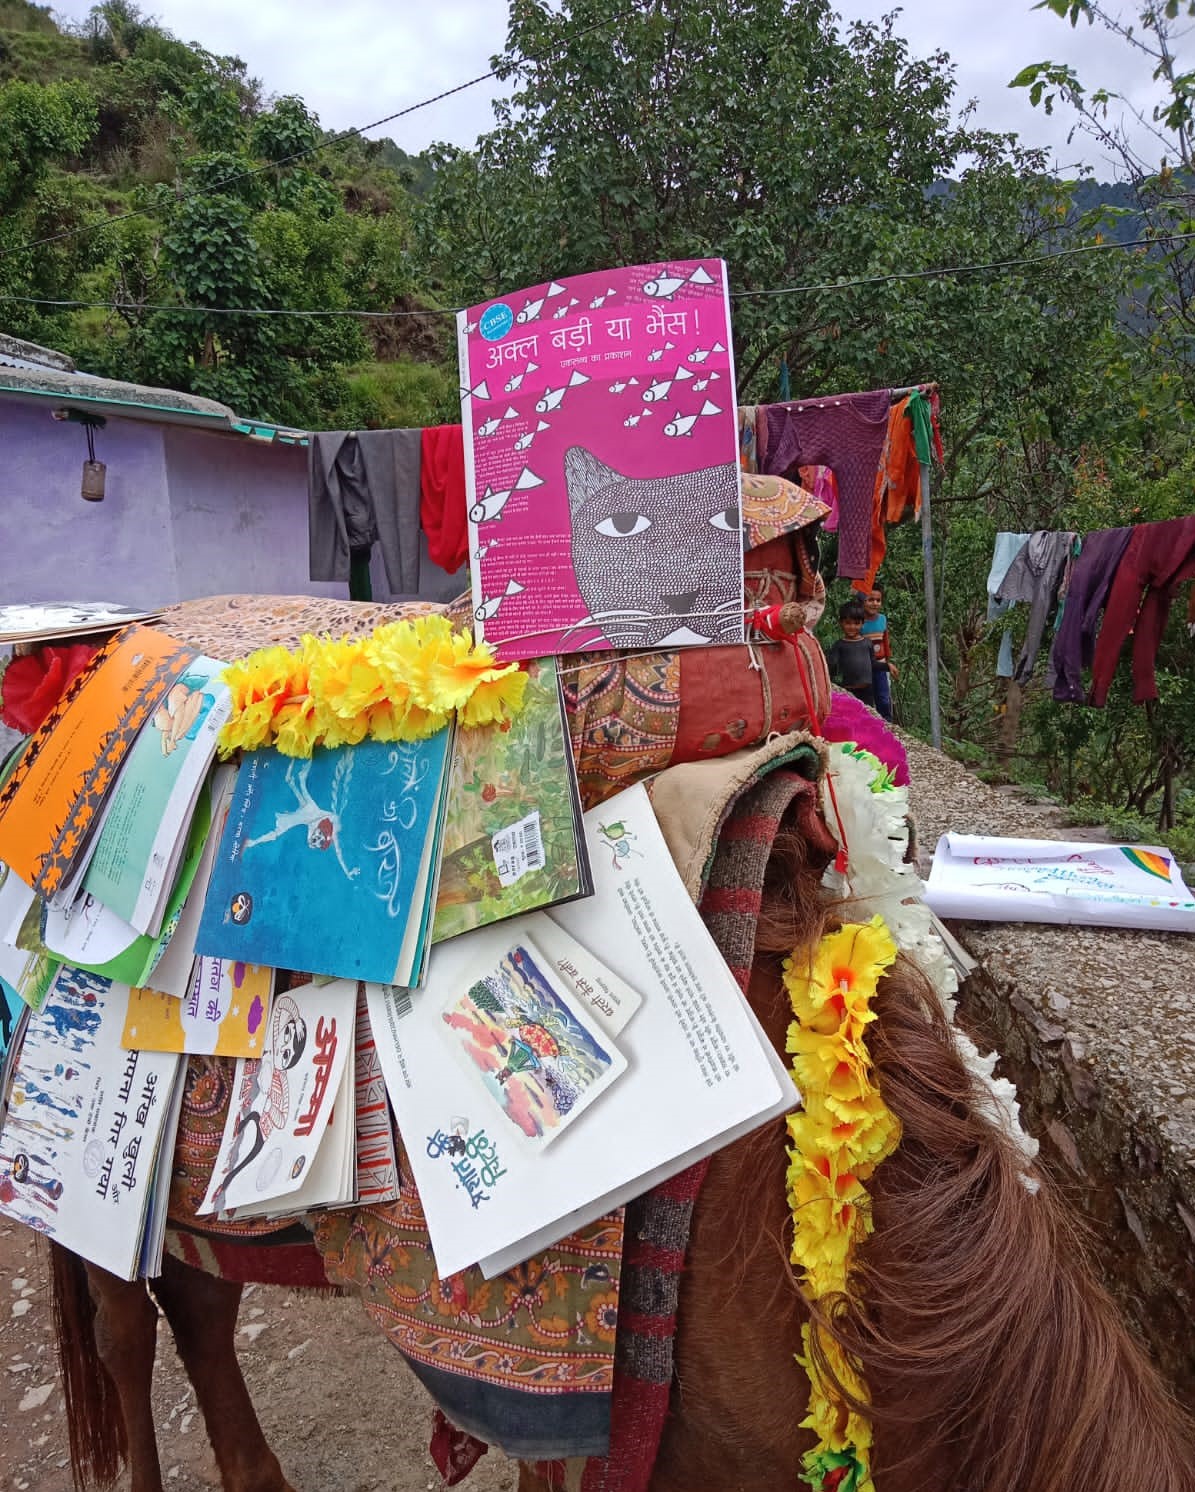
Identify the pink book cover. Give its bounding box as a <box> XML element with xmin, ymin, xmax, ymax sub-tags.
<box><xmin>458</xmin><ymin>260</ymin><xmax>743</xmax><ymax>660</ymax></box>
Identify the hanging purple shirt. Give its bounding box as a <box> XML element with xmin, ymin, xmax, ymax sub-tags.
<box><xmin>761</xmin><ymin>389</ymin><xmax>891</xmax><ymax>579</ymax></box>
<box><xmin>1050</xmin><ymin>526</ymin><xmax>1133</xmax><ymax>702</ymax></box>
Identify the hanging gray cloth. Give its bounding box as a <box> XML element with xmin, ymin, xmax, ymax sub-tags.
<box><xmin>996</xmin><ymin>529</ymin><xmax>1076</xmax><ymax>685</ymax></box>
<box><xmin>986</xmin><ymin>531</ymin><xmax>1030</xmax><ymax>679</ymax></box>
<box><xmin>308</xmin><ymin>429</ymin><xmax>422</xmax><ymax>594</ymax></box>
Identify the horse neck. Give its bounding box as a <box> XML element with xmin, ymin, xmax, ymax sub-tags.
<box><xmin>659</xmin><ymin>866</ymin><xmax>1195</xmax><ymax>1492</ymax></box>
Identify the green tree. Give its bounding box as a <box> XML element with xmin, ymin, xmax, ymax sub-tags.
<box><xmin>416</xmin><ymin>0</ymin><xmax>1125</xmax><ymax>426</ymax></box>
<box><xmin>415</xmin><ymin>0</ymin><xmax>1138</xmax><ymax>755</ymax></box>
<box><xmin>0</xmin><ymin>76</ymin><xmax>96</xmax><ymax>341</ymax></box>
<box><xmin>73</xmin><ymin>81</ymin><xmax>419</xmax><ymax>425</ymax></box>
<box><xmin>1012</xmin><ymin>1</ymin><xmax>1195</xmax><ymax>410</ymax></box>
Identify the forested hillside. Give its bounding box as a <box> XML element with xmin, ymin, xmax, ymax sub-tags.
<box><xmin>0</xmin><ymin>0</ymin><xmax>454</xmax><ymax>427</ymax></box>
<box><xmin>2</xmin><ymin>0</ymin><xmax>1194</xmax><ymax>851</ymax></box>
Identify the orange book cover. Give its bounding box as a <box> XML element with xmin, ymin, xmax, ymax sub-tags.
<box><xmin>0</xmin><ymin>626</ymin><xmax>194</xmax><ymax>896</ymax></box>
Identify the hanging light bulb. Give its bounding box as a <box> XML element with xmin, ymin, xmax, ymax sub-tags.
<box><xmin>81</xmin><ymin>420</ymin><xmax>105</xmax><ymax>502</ymax></box>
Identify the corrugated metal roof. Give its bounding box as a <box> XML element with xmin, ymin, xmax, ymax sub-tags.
<box><xmin>0</xmin><ymin>351</ymin><xmax>60</xmax><ymax>371</ymax></box>
<box><xmin>0</xmin><ymin>332</ymin><xmax>76</xmax><ymax>373</ymax></box>
<box><xmin>0</xmin><ymin>331</ymin><xmax>310</xmax><ymax>441</ymax></box>
<box><xmin>0</xmin><ymin>365</ymin><xmax>244</xmax><ymax>431</ymax></box>
<box><xmin>0</xmin><ymin>359</ymin><xmax>310</xmax><ymax>441</ymax></box>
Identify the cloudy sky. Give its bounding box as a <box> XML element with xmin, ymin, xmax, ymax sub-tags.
<box><xmin>48</xmin><ymin>1</ymin><xmax>1183</xmax><ymax>174</ymax></box>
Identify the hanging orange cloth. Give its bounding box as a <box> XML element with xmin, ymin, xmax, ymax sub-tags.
<box><xmin>853</xmin><ymin>396</ymin><xmax>921</xmax><ymax>594</ymax></box>
<box><xmin>883</xmin><ymin>396</ymin><xmax>923</xmax><ymax>525</ymax></box>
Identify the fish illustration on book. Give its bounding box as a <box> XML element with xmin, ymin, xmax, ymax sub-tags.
<box><xmin>642</xmin><ymin>264</ymin><xmax>715</xmax><ymax>299</ymax></box>
<box><xmin>474</xmin><ymin>580</ymin><xmax>526</xmax><ymax>622</ymax></box>
<box><xmin>642</xmin><ymin>366</ymin><xmax>694</xmax><ymax>402</ymax></box>
<box><xmin>505</xmin><ymin>363</ymin><xmax>539</xmax><ymax>394</ymax></box>
<box><xmin>513</xmin><ymin>421</ymin><xmax>551</xmax><ymax>452</ymax></box>
<box><xmin>535</xmin><ymin>371</ymin><xmax>590</xmax><ymax>414</ymax></box>
<box><xmin>469</xmin><ymin>468</ymin><xmax>545</xmax><ymax>525</ymax></box>
<box><xmin>663</xmin><ymin>400</ymin><xmax>723</xmax><ymax>439</ymax></box>
<box><xmin>515</xmin><ymin>282</ymin><xmax>566</xmax><ymax>324</ymax></box>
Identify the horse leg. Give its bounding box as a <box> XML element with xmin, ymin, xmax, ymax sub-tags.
<box><xmin>153</xmin><ymin>1253</ymin><xmax>296</xmax><ymax>1492</ymax></box>
<box><xmin>84</xmin><ymin>1262</ymin><xmax>164</xmax><ymax>1492</ymax></box>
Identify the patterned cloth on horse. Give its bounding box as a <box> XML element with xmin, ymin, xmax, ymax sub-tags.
<box><xmin>154</xmin><ymin>591</ymin><xmax>833</xmax><ymax>1476</ymax></box>
<box><xmin>523</xmin><ymin>741</ymin><xmax>835</xmax><ymax>1491</ymax></box>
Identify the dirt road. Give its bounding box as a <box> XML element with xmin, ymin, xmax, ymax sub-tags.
<box><xmin>0</xmin><ymin>1222</ymin><xmax>519</xmax><ymax>1491</ymax></box>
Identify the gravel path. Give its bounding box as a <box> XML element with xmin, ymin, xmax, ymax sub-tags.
<box><xmin>902</xmin><ymin>732</ymin><xmax>1195</xmax><ymax>1168</ymax></box>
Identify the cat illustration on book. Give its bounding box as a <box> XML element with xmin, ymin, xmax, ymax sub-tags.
<box><xmin>562</xmin><ymin>446</ymin><xmax>742</xmax><ymax>649</ymax></box>
<box><xmin>242</xmin><ymin>757</ymin><xmax>359</xmax><ymax>881</ymax></box>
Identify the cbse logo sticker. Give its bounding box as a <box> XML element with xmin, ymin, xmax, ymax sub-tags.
<box><xmin>230</xmin><ymin>892</ymin><xmax>253</xmax><ymax>924</ymax></box>
<box><xmin>479</xmin><ymin>302</ymin><xmax>514</xmax><ymax>342</ymax></box>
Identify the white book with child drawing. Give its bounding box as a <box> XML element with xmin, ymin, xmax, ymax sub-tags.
<box><xmin>369</xmin><ymin>783</ymin><xmax>797</xmax><ymax>1280</ymax></box>
<box><xmin>199</xmin><ymin>978</ymin><xmax>358</xmax><ymax>1217</ymax></box>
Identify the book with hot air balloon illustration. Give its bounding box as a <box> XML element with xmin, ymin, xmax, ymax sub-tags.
<box><xmin>435</xmin><ymin>937</ymin><xmax>627</xmax><ymax>1150</ymax></box>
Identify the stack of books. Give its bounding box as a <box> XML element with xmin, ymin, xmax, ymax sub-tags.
<box><xmin>0</xmin><ymin>965</ymin><xmax>184</xmax><ymax>1280</ymax></box>
<box><xmin>0</xmin><ymin>620</ymin><xmax>602</xmax><ymax>1271</ymax></box>
<box><xmin>0</xmin><ymin>258</ymin><xmax>815</xmax><ymax>1283</ymax></box>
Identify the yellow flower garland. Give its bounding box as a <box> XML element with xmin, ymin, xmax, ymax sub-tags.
<box><xmin>217</xmin><ymin>614</ymin><xmax>528</xmax><ymax>758</ymax></box>
<box><xmin>784</xmin><ymin>916</ymin><xmax>902</xmax><ymax>1492</ymax></box>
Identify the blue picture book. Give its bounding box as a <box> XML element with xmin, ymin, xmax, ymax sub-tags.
<box><xmin>196</xmin><ymin>733</ymin><xmax>453</xmax><ymax>986</ymax></box>
<box><xmin>1</xmin><ymin>976</ymin><xmax>27</xmax><ymax>1071</ymax></box>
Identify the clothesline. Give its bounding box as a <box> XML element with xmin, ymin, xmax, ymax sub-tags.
<box><xmin>737</xmin><ymin>382</ymin><xmax>946</xmax><ymax>746</ymax></box>
<box><xmin>306</xmin><ymin>379</ymin><xmax>952</xmax><ymax>744</ymax></box>
<box><xmin>985</xmin><ymin>518</ymin><xmax>1195</xmax><ymax>711</ymax></box>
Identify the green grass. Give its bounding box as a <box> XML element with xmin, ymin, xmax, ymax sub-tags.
<box><xmin>338</xmin><ymin>358</ymin><xmax>458</xmax><ymax>430</ymax></box>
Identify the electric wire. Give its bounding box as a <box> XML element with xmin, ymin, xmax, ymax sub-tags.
<box><xmin>0</xmin><ymin>226</ymin><xmax>1192</xmax><ymax>322</ymax></box>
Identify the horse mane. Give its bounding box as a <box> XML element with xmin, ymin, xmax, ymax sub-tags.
<box><xmin>752</xmin><ymin>826</ymin><xmax>1195</xmax><ymax>1492</ymax></box>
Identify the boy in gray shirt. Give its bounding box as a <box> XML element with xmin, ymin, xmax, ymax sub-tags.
<box><xmin>824</xmin><ymin>602</ymin><xmax>875</xmax><ymax>709</ymax></box>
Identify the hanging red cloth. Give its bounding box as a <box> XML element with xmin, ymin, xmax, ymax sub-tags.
<box><xmin>419</xmin><ymin>425</ymin><xmax>468</xmax><ymax>574</ymax></box>
<box><xmin>1089</xmin><ymin>516</ymin><xmax>1195</xmax><ymax>705</ymax></box>
<box><xmin>0</xmin><ymin>643</ymin><xmax>97</xmax><ymax>735</ymax></box>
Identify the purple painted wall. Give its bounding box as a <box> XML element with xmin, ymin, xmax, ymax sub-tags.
<box><xmin>1</xmin><ymin>398</ymin><xmax>467</xmax><ymax>611</ymax></box>
<box><xmin>162</xmin><ymin>427</ymin><xmax>346</xmax><ymax>602</ymax></box>
<box><xmin>0</xmin><ymin>399</ymin><xmax>175</xmax><ymax>610</ymax></box>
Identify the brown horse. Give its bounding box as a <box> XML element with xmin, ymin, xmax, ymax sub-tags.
<box><xmin>47</xmin><ymin>824</ymin><xmax>1195</xmax><ymax>1492</ymax></box>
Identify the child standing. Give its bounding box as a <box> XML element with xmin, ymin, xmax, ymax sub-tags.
<box><xmin>862</xmin><ymin>586</ymin><xmax>899</xmax><ymax>721</ymax></box>
<box><xmin>825</xmin><ymin>602</ymin><xmax>876</xmax><ymax>708</ymax></box>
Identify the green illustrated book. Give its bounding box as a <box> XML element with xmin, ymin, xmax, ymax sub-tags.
<box><xmin>432</xmin><ymin>658</ymin><xmax>592</xmax><ymax>943</ymax></box>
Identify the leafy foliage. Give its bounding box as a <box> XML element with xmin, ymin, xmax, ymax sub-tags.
<box><xmin>0</xmin><ymin>1</ymin><xmax>437</xmax><ymax>425</ymax></box>
<box><xmin>0</xmin><ymin>0</ymin><xmax>1192</xmax><ymax>840</ymax></box>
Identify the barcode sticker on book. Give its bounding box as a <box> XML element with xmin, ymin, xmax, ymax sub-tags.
<box><xmin>491</xmin><ymin>811</ymin><xmax>544</xmax><ymax>887</ymax></box>
<box><xmin>384</xmin><ymin>986</ymin><xmax>413</xmax><ymax>1021</ymax></box>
